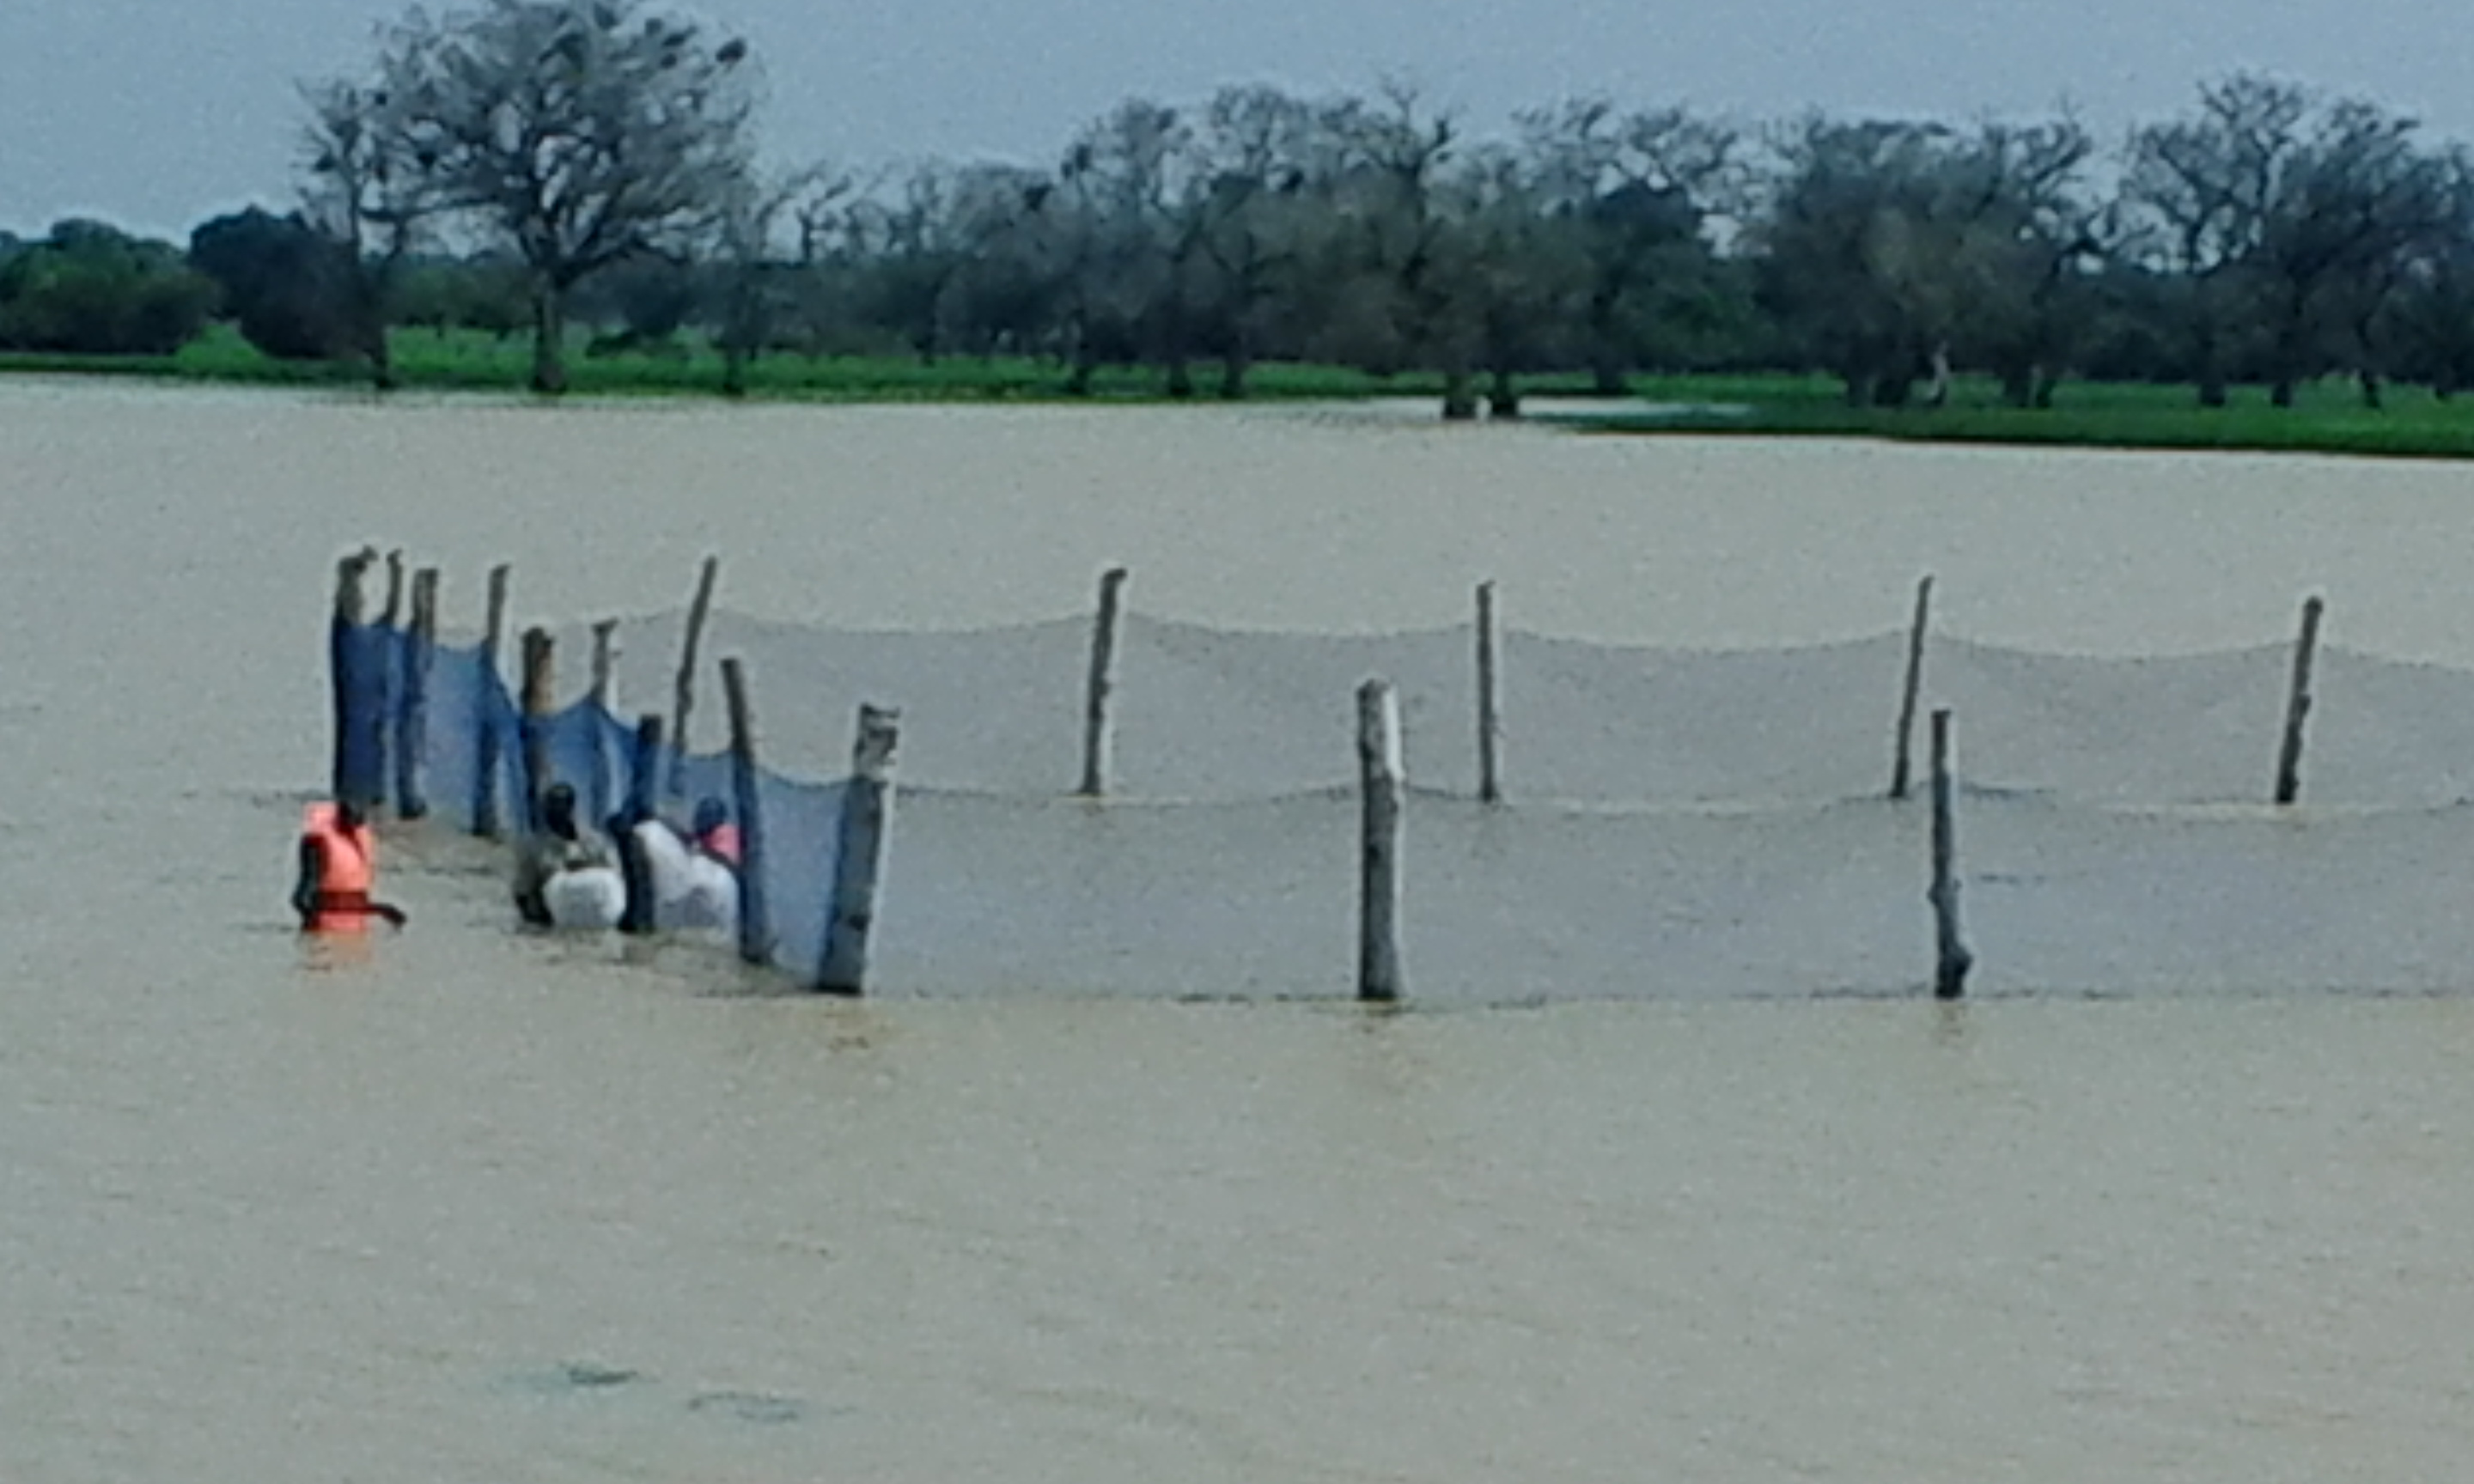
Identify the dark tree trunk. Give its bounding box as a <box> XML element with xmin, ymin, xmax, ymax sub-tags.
<box><xmin>2270</xmin><ymin>377</ymin><xmax>2295</xmax><ymax>409</ymax></box>
<box><xmin>530</xmin><ymin>277</ymin><xmax>568</xmax><ymax>395</ymax></box>
<box><xmin>365</xmin><ymin>326</ymin><xmax>397</xmax><ymax>392</ymax></box>
<box><xmin>1487</xmin><ymin>363</ymin><xmax>1520</xmax><ymax>419</ymax></box>
<box><xmin>2001</xmin><ymin>364</ymin><xmax>2034</xmax><ymax>408</ymax></box>
<box><xmin>2031</xmin><ymin>366</ymin><xmax>2057</xmax><ymax>410</ymax></box>
<box><xmin>1219</xmin><ymin>331</ymin><xmax>1252</xmax><ymax>399</ymax></box>
<box><xmin>1587</xmin><ymin>291</ymin><xmax>1627</xmax><ymax>395</ymax></box>
<box><xmin>2359</xmin><ymin>369</ymin><xmax>2384</xmax><ymax>410</ymax></box>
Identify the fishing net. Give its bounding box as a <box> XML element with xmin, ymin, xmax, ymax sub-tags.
<box><xmin>345</xmin><ymin>600</ymin><xmax>2474</xmax><ymax>1000</ymax></box>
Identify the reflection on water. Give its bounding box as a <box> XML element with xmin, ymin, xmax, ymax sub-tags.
<box><xmin>5</xmin><ymin>382</ymin><xmax>2474</xmax><ymax>1483</ymax></box>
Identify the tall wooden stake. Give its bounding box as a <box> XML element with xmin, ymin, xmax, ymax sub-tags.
<box><xmin>519</xmin><ymin>626</ymin><xmax>554</xmax><ymax>832</ymax></box>
<box><xmin>1476</xmin><ymin>580</ymin><xmax>1502</xmax><ymax>805</ymax></box>
<box><xmin>375</xmin><ymin>550</ymin><xmax>405</xmax><ymax>800</ymax></box>
<box><xmin>721</xmin><ymin>657</ymin><xmax>772</xmax><ymax>966</ymax></box>
<box><xmin>669</xmin><ymin>554</ymin><xmax>719</xmax><ymax>797</ymax></box>
<box><xmin>394</xmin><ymin>567</ymin><xmax>437</xmax><ymax>819</ymax></box>
<box><xmin>1929</xmin><ymin>708</ymin><xmax>1972</xmax><ymax>1000</ymax></box>
<box><xmin>1891</xmin><ymin>574</ymin><xmax>1934</xmax><ymax>800</ymax></box>
<box><xmin>587</xmin><ymin>618</ymin><xmax>618</xmax><ymax>827</ymax></box>
<box><xmin>2274</xmin><ymin>594</ymin><xmax>2325</xmax><ymax>806</ymax></box>
<box><xmin>819</xmin><ymin>703</ymin><xmax>901</xmax><ymax>995</ymax></box>
<box><xmin>472</xmin><ymin>563</ymin><xmax>510</xmax><ymax>837</ymax></box>
<box><xmin>328</xmin><ymin>546</ymin><xmax>384</xmax><ymax>809</ymax></box>
<box><xmin>379</xmin><ymin>549</ymin><xmax>405</xmax><ymax>627</ymax></box>
<box><xmin>1078</xmin><ymin>566</ymin><xmax>1129</xmax><ymax>797</ymax></box>
<box><xmin>1358</xmin><ymin>678</ymin><xmax>1405</xmax><ymax>1003</ymax></box>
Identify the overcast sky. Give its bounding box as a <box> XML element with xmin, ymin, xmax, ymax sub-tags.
<box><xmin>3</xmin><ymin>0</ymin><xmax>2464</xmax><ymax>240</ymax></box>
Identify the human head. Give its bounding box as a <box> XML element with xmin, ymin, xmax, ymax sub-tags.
<box><xmin>335</xmin><ymin>798</ymin><xmax>367</xmax><ymax>831</ymax></box>
<box><xmin>692</xmin><ymin>797</ymin><xmax>728</xmax><ymax>838</ymax></box>
<box><xmin>542</xmin><ymin>782</ymin><xmax>578</xmax><ymax>836</ymax></box>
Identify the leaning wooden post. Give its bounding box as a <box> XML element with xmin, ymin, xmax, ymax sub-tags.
<box><xmin>587</xmin><ymin>618</ymin><xmax>618</xmax><ymax>828</ymax></box>
<box><xmin>818</xmin><ymin>703</ymin><xmax>901</xmax><ymax>995</ymax></box>
<box><xmin>1358</xmin><ymin>678</ymin><xmax>1405</xmax><ymax>1003</ymax></box>
<box><xmin>1077</xmin><ymin>566</ymin><xmax>1129</xmax><ymax>797</ymax></box>
<box><xmin>393</xmin><ymin>567</ymin><xmax>438</xmax><ymax>819</ymax></box>
<box><xmin>519</xmin><ymin>627</ymin><xmax>555</xmax><ymax>833</ymax></box>
<box><xmin>1475</xmin><ymin>580</ymin><xmax>1502</xmax><ymax>805</ymax></box>
<box><xmin>721</xmin><ymin>658</ymin><xmax>773</xmax><ymax>965</ymax></box>
<box><xmin>471</xmin><ymin>563</ymin><xmax>511</xmax><ymax>837</ymax></box>
<box><xmin>2273</xmin><ymin>594</ymin><xmax>2325</xmax><ymax>806</ymax></box>
<box><xmin>1928</xmin><ymin>708</ymin><xmax>1972</xmax><ymax>1000</ymax></box>
<box><xmin>328</xmin><ymin>546</ymin><xmax>385</xmax><ymax>809</ymax></box>
<box><xmin>1890</xmin><ymin>574</ymin><xmax>1934</xmax><ymax>800</ymax></box>
<box><xmin>668</xmin><ymin>554</ymin><xmax>720</xmax><ymax>798</ymax></box>
<box><xmin>618</xmin><ymin>714</ymin><xmax>665</xmax><ymax>936</ymax></box>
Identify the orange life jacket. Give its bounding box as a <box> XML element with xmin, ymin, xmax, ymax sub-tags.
<box><xmin>303</xmin><ymin>802</ymin><xmax>377</xmax><ymax>933</ymax></box>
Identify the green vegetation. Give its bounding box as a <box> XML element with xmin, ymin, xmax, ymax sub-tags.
<box><xmin>14</xmin><ymin>326</ymin><xmax>2474</xmax><ymax>460</ymax></box>
<box><xmin>0</xmin><ymin>324</ymin><xmax>1513</xmax><ymax>400</ymax></box>
<box><xmin>1569</xmin><ymin>375</ymin><xmax>2474</xmax><ymax>460</ymax></box>
<box><xmin>9</xmin><ymin>0</ymin><xmax>2474</xmax><ymax>459</ymax></box>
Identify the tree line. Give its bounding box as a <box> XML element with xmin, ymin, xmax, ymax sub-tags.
<box><xmin>7</xmin><ymin>0</ymin><xmax>2474</xmax><ymax>415</ymax></box>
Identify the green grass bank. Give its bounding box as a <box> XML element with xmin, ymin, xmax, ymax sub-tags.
<box><xmin>11</xmin><ymin>326</ymin><xmax>2474</xmax><ymax>460</ymax></box>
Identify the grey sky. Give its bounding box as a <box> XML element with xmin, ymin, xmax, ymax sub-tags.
<box><xmin>3</xmin><ymin>0</ymin><xmax>2465</xmax><ymax>240</ymax></box>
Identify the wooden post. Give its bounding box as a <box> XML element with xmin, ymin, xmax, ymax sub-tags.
<box><xmin>394</xmin><ymin>567</ymin><xmax>438</xmax><ymax>819</ymax></box>
<box><xmin>721</xmin><ymin>657</ymin><xmax>772</xmax><ymax>965</ymax></box>
<box><xmin>818</xmin><ymin>703</ymin><xmax>901</xmax><ymax>995</ymax></box>
<box><xmin>2274</xmin><ymin>594</ymin><xmax>2325</xmax><ymax>806</ymax></box>
<box><xmin>472</xmin><ymin>563</ymin><xmax>510</xmax><ymax>837</ymax></box>
<box><xmin>379</xmin><ymin>549</ymin><xmax>405</xmax><ymax>627</ymax></box>
<box><xmin>328</xmin><ymin>546</ymin><xmax>385</xmax><ymax>808</ymax></box>
<box><xmin>1928</xmin><ymin>708</ymin><xmax>1971</xmax><ymax>1000</ymax></box>
<box><xmin>1358</xmin><ymin>678</ymin><xmax>1405</xmax><ymax>1003</ymax></box>
<box><xmin>1890</xmin><ymin>574</ymin><xmax>1934</xmax><ymax>800</ymax></box>
<box><xmin>519</xmin><ymin>626</ymin><xmax>554</xmax><ymax>833</ymax></box>
<box><xmin>669</xmin><ymin>554</ymin><xmax>719</xmax><ymax>797</ymax></box>
<box><xmin>375</xmin><ymin>549</ymin><xmax>405</xmax><ymax>797</ymax></box>
<box><xmin>1077</xmin><ymin>566</ymin><xmax>1129</xmax><ymax>797</ymax></box>
<box><xmin>1475</xmin><ymin>580</ymin><xmax>1502</xmax><ymax>805</ymax></box>
<box><xmin>619</xmin><ymin>714</ymin><xmax>665</xmax><ymax>936</ymax></box>
<box><xmin>587</xmin><ymin>618</ymin><xmax>618</xmax><ymax>829</ymax></box>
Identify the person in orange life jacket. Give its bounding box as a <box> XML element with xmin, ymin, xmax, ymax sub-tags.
<box><xmin>291</xmin><ymin>797</ymin><xmax>408</xmax><ymax>931</ymax></box>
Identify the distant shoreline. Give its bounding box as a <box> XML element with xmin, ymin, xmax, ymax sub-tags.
<box><xmin>9</xmin><ymin>329</ymin><xmax>2474</xmax><ymax>462</ymax></box>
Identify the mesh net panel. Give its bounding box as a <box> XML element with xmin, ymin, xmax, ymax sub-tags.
<box><xmin>358</xmin><ymin>604</ymin><xmax>2474</xmax><ymax>999</ymax></box>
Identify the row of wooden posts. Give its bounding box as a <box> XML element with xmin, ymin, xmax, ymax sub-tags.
<box><xmin>332</xmin><ymin>547</ymin><xmax>2336</xmax><ymax>1004</ymax></box>
<box><xmin>326</xmin><ymin>548</ymin><xmax>894</xmax><ymax>995</ymax></box>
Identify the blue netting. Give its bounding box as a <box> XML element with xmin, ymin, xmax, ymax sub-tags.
<box><xmin>359</xmin><ymin>628</ymin><xmax>849</xmax><ymax>980</ymax></box>
<box><xmin>332</xmin><ymin>599</ymin><xmax>2474</xmax><ymax>1000</ymax></box>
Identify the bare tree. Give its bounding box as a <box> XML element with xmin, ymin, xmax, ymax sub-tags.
<box><xmin>1329</xmin><ymin>82</ymin><xmax>1472</xmax><ymax>415</ymax></box>
<box><xmin>1941</xmin><ymin>117</ymin><xmax>2105</xmax><ymax>407</ymax></box>
<box><xmin>713</xmin><ymin>163</ymin><xmax>846</xmax><ymax>395</ymax></box>
<box><xmin>1751</xmin><ymin>117</ymin><xmax>1968</xmax><ymax>405</ymax></box>
<box><xmin>357</xmin><ymin>0</ymin><xmax>760</xmax><ymax>392</ymax></box>
<box><xmin>300</xmin><ymin>79</ymin><xmax>443</xmax><ymax>386</ymax></box>
<box><xmin>1519</xmin><ymin>100</ymin><xmax>1739</xmax><ymax>392</ymax></box>
<box><xmin>2123</xmin><ymin>75</ymin><xmax>2310</xmax><ymax>404</ymax></box>
<box><xmin>1190</xmin><ymin>84</ymin><xmax>1325</xmax><ymax>398</ymax></box>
